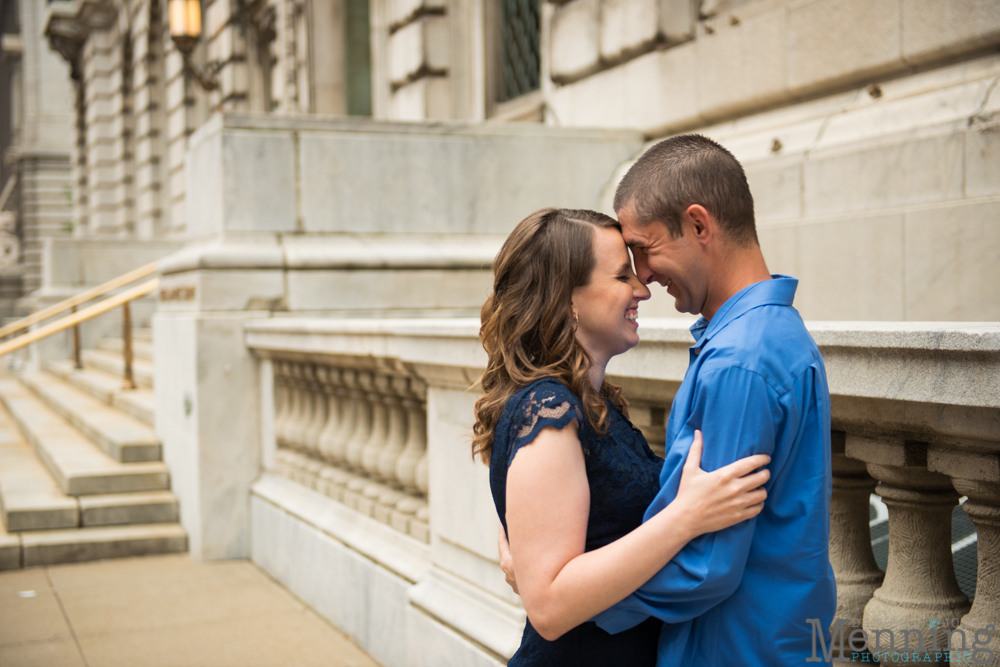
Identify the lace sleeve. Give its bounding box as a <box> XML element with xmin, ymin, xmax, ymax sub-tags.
<box><xmin>508</xmin><ymin>381</ymin><xmax>586</xmax><ymax>466</ymax></box>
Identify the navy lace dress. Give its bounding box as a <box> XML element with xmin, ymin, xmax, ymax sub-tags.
<box><xmin>489</xmin><ymin>378</ymin><xmax>665</xmax><ymax>667</ymax></box>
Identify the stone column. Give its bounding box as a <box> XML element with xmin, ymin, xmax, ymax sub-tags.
<box><xmin>829</xmin><ymin>431</ymin><xmax>884</xmax><ymax>627</ymax></box>
<box><xmin>848</xmin><ymin>435</ymin><xmax>970</xmax><ymax>666</ymax></box>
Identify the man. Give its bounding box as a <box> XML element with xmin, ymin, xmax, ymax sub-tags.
<box><xmin>590</xmin><ymin>134</ymin><xmax>837</xmax><ymax>664</ymax></box>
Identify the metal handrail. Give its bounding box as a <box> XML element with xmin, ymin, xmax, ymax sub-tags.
<box><xmin>0</xmin><ymin>276</ymin><xmax>159</xmax><ymax>389</ymax></box>
<box><xmin>0</xmin><ymin>261</ymin><xmax>158</xmax><ymax>339</ymax></box>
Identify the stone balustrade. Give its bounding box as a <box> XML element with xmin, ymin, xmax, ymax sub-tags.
<box><xmin>244</xmin><ymin>318</ymin><xmax>1000</xmax><ymax>667</ymax></box>
<box><xmin>269</xmin><ymin>358</ymin><xmax>430</xmax><ymax>542</ymax></box>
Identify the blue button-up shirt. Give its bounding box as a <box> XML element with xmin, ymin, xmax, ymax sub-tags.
<box><xmin>595</xmin><ymin>275</ymin><xmax>837</xmax><ymax>665</ymax></box>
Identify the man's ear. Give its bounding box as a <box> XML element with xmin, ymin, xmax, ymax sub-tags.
<box><xmin>685</xmin><ymin>205</ymin><xmax>714</xmax><ymax>245</ymax></box>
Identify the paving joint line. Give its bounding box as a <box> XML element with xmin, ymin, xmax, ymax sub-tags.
<box><xmin>45</xmin><ymin>567</ymin><xmax>92</xmax><ymax>667</ymax></box>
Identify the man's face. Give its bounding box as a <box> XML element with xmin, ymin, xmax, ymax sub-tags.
<box><xmin>618</xmin><ymin>205</ymin><xmax>709</xmax><ymax>316</ymax></box>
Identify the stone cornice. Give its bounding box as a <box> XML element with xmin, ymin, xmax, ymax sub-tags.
<box><xmin>158</xmin><ymin>234</ymin><xmax>504</xmax><ymax>274</ymax></box>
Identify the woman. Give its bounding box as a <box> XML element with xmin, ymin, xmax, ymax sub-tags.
<box><xmin>472</xmin><ymin>208</ymin><xmax>770</xmax><ymax>666</ymax></box>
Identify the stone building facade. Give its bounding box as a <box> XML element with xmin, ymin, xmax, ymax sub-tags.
<box><xmin>0</xmin><ymin>0</ymin><xmax>75</xmax><ymax>312</ymax></box>
<box><xmin>12</xmin><ymin>1</ymin><xmax>1000</xmax><ymax>666</ymax></box>
<box><xmin>33</xmin><ymin>0</ymin><xmax>1000</xmax><ymax>320</ymax></box>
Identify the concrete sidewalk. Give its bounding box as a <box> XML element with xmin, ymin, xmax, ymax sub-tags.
<box><xmin>0</xmin><ymin>554</ymin><xmax>380</xmax><ymax>667</ymax></box>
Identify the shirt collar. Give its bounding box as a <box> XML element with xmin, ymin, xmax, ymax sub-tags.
<box><xmin>689</xmin><ymin>275</ymin><xmax>799</xmax><ymax>346</ymax></box>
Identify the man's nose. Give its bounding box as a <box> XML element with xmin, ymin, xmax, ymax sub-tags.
<box><xmin>634</xmin><ymin>256</ymin><xmax>654</xmax><ymax>285</ymax></box>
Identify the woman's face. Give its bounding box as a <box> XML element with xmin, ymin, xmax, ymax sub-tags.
<box><xmin>571</xmin><ymin>226</ymin><xmax>651</xmax><ymax>366</ymax></box>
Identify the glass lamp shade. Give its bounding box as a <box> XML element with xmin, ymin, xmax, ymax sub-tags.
<box><xmin>169</xmin><ymin>0</ymin><xmax>202</xmax><ymax>53</ymax></box>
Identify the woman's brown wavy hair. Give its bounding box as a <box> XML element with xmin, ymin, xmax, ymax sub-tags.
<box><xmin>472</xmin><ymin>208</ymin><xmax>630</xmax><ymax>464</ymax></box>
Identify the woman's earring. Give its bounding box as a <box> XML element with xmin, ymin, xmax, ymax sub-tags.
<box><xmin>573</xmin><ymin>311</ymin><xmax>579</xmax><ymax>329</ymax></box>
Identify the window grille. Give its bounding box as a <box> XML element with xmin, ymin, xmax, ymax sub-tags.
<box><xmin>498</xmin><ymin>0</ymin><xmax>539</xmax><ymax>103</ymax></box>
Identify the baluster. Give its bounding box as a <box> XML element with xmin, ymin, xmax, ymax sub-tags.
<box><xmin>363</xmin><ymin>375</ymin><xmax>406</xmax><ymax>479</ymax></box>
<box><xmin>345</xmin><ymin>370</ymin><xmax>375</xmax><ymax>470</ymax></box>
<box><xmin>303</xmin><ymin>366</ymin><xmax>329</xmax><ymax>456</ymax></box>
<box><xmin>395</xmin><ymin>378</ymin><xmax>427</xmax><ymax>493</ymax></box>
<box><xmin>849</xmin><ymin>435</ymin><xmax>970</xmax><ymax>666</ymax></box>
<box><xmin>415</xmin><ymin>455</ymin><xmax>428</xmax><ymax>496</ymax></box>
<box><xmin>376</xmin><ymin>376</ymin><xmax>410</xmax><ymax>484</ymax></box>
<box><xmin>273</xmin><ymin>362</ymin><xmax>290</xmax><ymax>447</ymax></box>
<box><xmin>285</xmin><ymin>363</ymin><xmax>307</xmax><ymax>450</ymax></box>
<box><xmin>930</xmin><ymin>444</ymin><xmax>1000</xmax><ymax>667</ymax></box>
<box><xmin>830</xmin><ymin>431</ymin><xmax>884</xmax><ymax>632</ymax></box>
<box><xmin>953</xmin><ymin>479</ymin><xmax>1000</xmax><ymax>667</ymax></box>
<box><xmin>292</xmin><ymin>364</ymin><xmax>315</xmax><ymax>451</ymax></box>
<box><xmin>316</xmin><ymin>367</ymin><xmax>343</xmax><ymax>462</ymax></box>
<box><xmin>331</xmin><ymin>369</ymin><xmax>364</xmax><ymax>465</ymax></box>
<box><xmin>359</xmin><ymin>374</ymin><xmax>391</xmax><ymax>475</ymax></box>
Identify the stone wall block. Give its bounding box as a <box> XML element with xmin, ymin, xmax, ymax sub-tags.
<box><xmin>168</xmin><ymin>136</ymin><xmax>188</xmax><ymax>169</ymax></box>
<box><xmin>745</xmin><ymin>157</ymin><xmax>801</xmax><ymax>223</ymax></box>
<box><xmin>903</xmin><ymin>200</ymin><xmax>1000</xmax><ymax>322</ymax></box>
<box><xmin>550</xmin><ymin>0</ymin><xmax>601</xmax><ymax>82</ymax></box>
<box><xmin>137</xmin><ymin>189</ymin><xmax>160</xmax><ymax>218</ymax></box>
<box><xmin>696</xmin><ymin>6</ymin><xmax>789</xmax><ymax>121</ymax></box>
<box><xmin>166</xmin><ymin>76</ymin><xmax>188</xmax><ymax>112</ymax></box>
<box><xmin>167</xmin><ymin>105</ymin><xmax>190</xmax><ymax>140</ymax></box>
<box><xmin>134</xmin><ymin>139</ymin><xmax>157</xmax><ymax>167</ymax></box>
<box><xmin>793</xmin><ymin>214</ymin><xmax>905</xmax><ymax>321</ymax></box>
<box><xmin>902</xmin><ymin>0</ymin><xmax>1000</xmax><ymax>66</ymax></box>
<box><xmin>658</xmin><ymin>0</ymin><xmax>694</xmax><ymax>44</ymax></box>
<box><xmin>388</xmin><ymin>16</ymin><xmax>450</xmax><ymax>86</ymax></box>
<box><xmin>966</xmin><ymin>125</ymin><xmax>1000</xmax><ymax>199</ymax></box>
<box><xmin>389</xmin><ymin>76</ymin><xmax>453</xmax><ymax>120</ymax></box>
<box><xmin>133</xmin><ymin>86</ymin><xmax>152</xmax><ymax>116</ymax></box>
<box><xmin>549</xmin><ymin>39</ymin><xmax>699</xmax><ymax>132</ymax></box>
<box><xmin>788</xmin><ymin>0</ymin><xmax>902</xmax><ymax>96</ymax></box>
<box><xmin>135</xmin><ymin>162</ymin><xmax>159</xmax><ymax>192</ymax></box>
<box><xmin>389</xmin><ymin>0</ymin><xmax>446</xmax><ymax>28</ymax></box>
<box><xmin>802</xmin><ymin>133</ymin><xmax>964</xmax><ymax>218</ymax></box>
<box><xmin>599</xmin><ymin>0</ymin><xmax>658</xmax><ymax>63</ymax></box>
<box><xmin>220</xmin><ymin>61</ymin><xmax>250</xmax><ymax>101</ymax></box>
<box><xmin>165</xmin><ymin>49</ymin><xmax>185</xmax><ymax>81</ymax></box>
<box><xmin>204</xmin><ymin>0</ymin><xmax>231</xmax><ymax>39</ymax></box>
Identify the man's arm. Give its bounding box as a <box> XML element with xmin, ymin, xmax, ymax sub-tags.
<box><xmin>595</xmin><ymin>365</ymin><xmax>778</xmax><ymax>632</ymax></box>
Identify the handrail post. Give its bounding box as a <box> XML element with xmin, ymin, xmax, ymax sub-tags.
<box><xmin>122</xmin><ymin>300</ymin><xmax>135</xmax><ymax>390</ymax></box>
<box><xmin>71</xmin><ymin>305</ymin><xmax>82</xmax><ymax>369</ymax></box>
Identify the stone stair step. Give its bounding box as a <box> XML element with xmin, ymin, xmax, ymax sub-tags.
<box><xmin>0</xmin><ymin>379</ymin><xmax>169</xmax><ymax>496</ymax></box>
<box><xmin>17</xmin><ymin>369</ymin><xmax>160</xmax><ymax>463</ymax></box>
<box><xmin>81</xmin><ymin>349</ymin><xmax>154</xmax><ymax>389</ymax></box>
<box><xmin>0</xmin><ymin>406</ymin><xmax>79</xmax><ymax>531</ymax></box>
<box><xmin>46</xmin><ymin>360</ymin><xmax>155</xmax><ymax>427</ymax></box>
<box><xmin>95</xmin><ymin>337</ymin><xmax>154</xmax><ymax>362</ymax></box>
<box><xmin>21</xmin><ymin>523</ymin><xmax>187</xmax><ymax>567</ymax></box>
<box><xmin>0</xmin><ymin>516</ymin><xmax>20</xmax><ymax>570</ymax></box>
<box><xmin>79</xmin><ymin>490</ymin><xmax>178</xmax><ymax>527</ymax></box>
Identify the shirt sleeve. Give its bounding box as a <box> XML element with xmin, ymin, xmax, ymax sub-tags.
<box><xmin>507</xmin><ymin>381</ymin><xmax>586</xmax><ymax>468</ymax></box>
<box><xmin>593</xmin><ymin>365</ymin><xmax>778</xmax><ymax>632</ymax></box>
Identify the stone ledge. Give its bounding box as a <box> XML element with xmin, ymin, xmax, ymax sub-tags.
<box><xmin>159</xmin><ymin>234</ymin><xmax>504</xmax><ymax>275</ymax></box>
<box><xmin>251</xmin><ymin>472</ymin><xmax>430</xmax><ymax>584</ymax></box>
<box><xmin>409</xmin><ymin>566</ymin><xmax>526</xmax><ymax>661</ymax></box>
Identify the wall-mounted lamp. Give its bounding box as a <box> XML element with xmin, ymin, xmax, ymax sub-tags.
<box><xmin>168</xmin><ymin>0</ymin><xmax>220</xmax><ymax>91</ymax></box>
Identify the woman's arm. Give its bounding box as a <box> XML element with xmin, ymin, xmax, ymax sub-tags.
<box><xmin>505</xmin><ymin>423</ymin><xmax>768</xmax><ymax>641</ymax></box>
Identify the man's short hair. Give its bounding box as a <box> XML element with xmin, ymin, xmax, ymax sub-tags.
<box><xmin>613</xmin><ymin>134</ymin><xmax>758</xmax><ymax>247</ymax></box>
